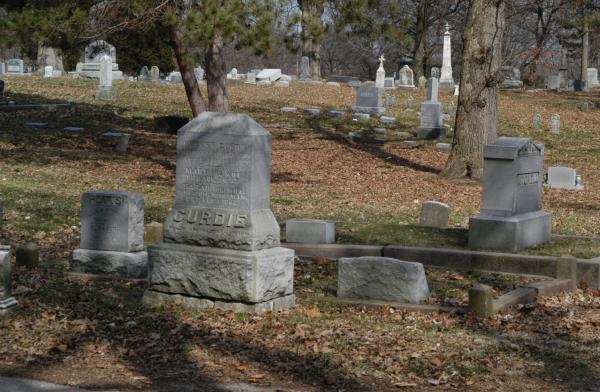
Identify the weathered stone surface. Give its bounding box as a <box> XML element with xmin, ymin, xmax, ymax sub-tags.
<box><xmin>142</xmin><ymin>290</ymin><xmax>295</xmax><ymax>314</ymax></box>
<box><xmin>468</xmin><ymin>284</ymin><xmax>494</xmax><ymax>317</ymax></box>
<box><xmin>546</xmin><ymin>166</ymin><xmax>584</xmax><ymax>190</ymax></box>
<box><xmin>101</xmin><ymin>132</ymin><xmax>131</xmax><ymax>152</ymax></box>
<box><xmin>15</xmin><ymin>242</ymin><xmax>39</xmax><ymax>268</ymax></box>
<box><xmin>285</xmin><ymin>219</ymin><xmax>335</xmax><ymax>244</ymax></box>
<box><xmin>72</xmin><ymin>249</ymin><xmax>148</xmax><ymax>278</ymax></box>
<box><xmin>147</xmin><ymin>243</ymin><xmax>294</xmax><ymax>303</ymax></box>
<box><xmin>281</xmin><ymin>107</ymin><xmax>297</xmax><ymax>113</ymax></box>
<box><xmin>352</xmin><ymin>87</ymin><xmax>385</xmax><ymax>115</ymax></box>
<box><xmin>80</xmin><ymin>191</ymin><xmax>144</xmax><ymax>252</ymax></box>
<box><xmin>304</xmin><ymin>108</ymin><xmax>320</xmax><ymax>116</ymax></box>
<box><xmin>0</xmin><ymin>246</ymin><xmax>17</xmax><ymax>314</ymax></box>
<box><xmin>337</xmin><ymin>257</ymin><xmax>429</xmax><ymax>304</ymax></box>
<box><xmin>419</xmin><ymin>201</ymin><xmax>450</xmax><ymax>228</ymax></box>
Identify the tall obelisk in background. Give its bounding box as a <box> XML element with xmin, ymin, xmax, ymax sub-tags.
<box><xmin>439</xmin><ymin>23</ymin><xmax>455</xmax><ymax>89</ymax></box>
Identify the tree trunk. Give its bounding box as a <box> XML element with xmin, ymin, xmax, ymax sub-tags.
<box><xmin>441</xmin><ymin>0</ymin><xmax>506</xmax><ymax>180</ymax></box>
<box><xmin>170</xmin><ymin>27</ymin><xmax>206</xmax><ymax>117</ymax></box>
<box><xmin>310</xmin><ymin>42</ymin><xmax>322</xmax><ymax>80</ymax></box>
<box><xmin>205</xmin><ymin>30</ymin><xmax>229</xmax><ymax>112</ymax></box>
<box><xmin>412</xmin><ymin>0</ymin><xmax>428</xmax><ymax>79</ymax></box>
<box><xmin>581</xmin><ymin>3</ymin><xmax>589</xmax><ymax>84</ymax></box>
<box><xmin>300</xmin><ymin>0</ymin><xmax>324</xmax><ymax>80</ymax></box>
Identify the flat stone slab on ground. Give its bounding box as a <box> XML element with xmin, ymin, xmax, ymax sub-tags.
<box><xmin>329</xmin><ymin>110</ymin><xmax>345</xmax><ymax>117</ymax></box>
<box><xmin>63</xmin><ymin>126</ymin><xmax>84</xmax><ymax>133</ymax></box>
<box><xmin>304</xmin><ymin>108</ymin><xmax>320</xmax><ymax>115</ymax></box>
<box><xmin>403</xmin><ymin>140</ymin><xmax>417</xmax><ymax>146</ymax></box>
<box><xmin>71</xmin><ymin>249</ymin><xmax>148</xmax><ymax>278</ymax></box>
<box><xmin>380</xmin><ymin>116</ymin><xmax>396</xmax><ymax>124</ymax></box>
<box><xmin>285</xmin><ymin>219</ymin><xmax>335</xmax><ymax>244</ymax></box>
<box><xmin>353</xmin><ymin>113</ymin><xmax>370</xmax><ymax>121</ymax></box>
<box><xmin>281</xmin><ymin>107</ymin><xmax>297</xmax><ymax>113</ymax></box>
<box><xmin>436</xmin><ymin>142</ymin><xmax>451</xmax><ymax>151</ymax></box>
<box><xmin>338</xmin><ymin>257</ymin><xmax>430</xmax><ymax>304</ymax></box>
<box><xmin>26</xmin><ymin>122</ymin><xmax>48</xmax><ymax>129</ymax></box>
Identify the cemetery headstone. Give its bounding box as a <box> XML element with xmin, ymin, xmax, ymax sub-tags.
<box><xmin>72</xmin><ymin>191</ymin><xmax>147</xmax><ymax>278</ymax></box>
<box><xmin>169</xmin><ymin>71</ymin><xmax>182</xmax><ymax>83</ymax></box>
<box><xmin>245</xmin><ymin>72</ymin><xmax>256</xmax><ymax>84</ymax></box>
<box><xmin>304</xmin><ymin>108</ymin><xmax>320</xmax><ymax>116</ymax></box>
<box><xmin>439</xmin><ymin>23</ymin><xmax>455</xmax><ymax>89</ymax></box>
<box><xmin>281</xmin><ymin>107</ymin><xmax>297</xmax><ymax>113</ymax></box>
<box><xmin>325</xmin><ymin>81</ymin><xmax>340</xmax><ymax>87</ymax></box>
<box><xmin>80</xmin><ymin>40</ymin><xmax>123</xmax><ymax>80</ymax></box>
<box><xmin>348</xmin><ymin>80</ymin><xmax>361</xmax><ymax>88</ymax></box>
<box><xmin>329</xmin><ymin>110</ymin><xmax>344</xmax><ymax>117</ymax></box>
<box><xmin>285</xmin><ymin>219</ymin><xmax>335</xmax><ymax>244</ymax></box>
<box><xmin>407</xmin><ymin>96</ymin><xmax>414</xmax><ymax>110</ymax></box>
<box><xmin>0</xmin><ymin>246</ymin><xmax>17</xmax><ymax>314</ymax></box>
<box><xmin>0</xmin><ymin>63</ymin><xmax>5</xmax><ymax>75</ymax></box>
<box><xmin>43</xmin><ymin>66</ymin><xmax>54</xmax><ymax>78</ymax></box>
<box><xmin>101</xmin><ymin>132</ymin><xmax>131</xmax><ymax>152</ymax></box>
<box><xmin>551</xmin><ymin>114</ymin><xmax>560</xmax><ymax>134</ymax></box>
<box><xmin>139</xmin><ymin>66</ymin><xmax>150</xmax><ymax>81</ymax></box>
<box><xmin>418</xmin><ymin>75</ymin><xmax>427</xmax><ymax>88</ymax></box>
<box><xmin>300</xmin><ymin>56</ymin><xmax>311</xmax><ymax>81</ymax></box>
<box><xmin>547</xmin><ymin>74</ymin><xmax>561</xmax><ymax>90</ymax></box>
<box><xmin>257</xmin><ymin>68</ymin><xmax>282</xmax><ymax>82</ymax></box>
<box><xmin>587</xmin><ymin>68</ymin><xmax>599</xmax><ymax>88</ymax></box>
<box><xmin>194</xmin><ymin>66</ymin><xmax>204</xmax><ymax>82</ymax></box>
<box><xmin>397</xmin><ymin>65</ymin><xmax>416</xmax><ymax>89</ymax></box>
<box><xmin>337</xmin><ymin>257</ymin><xmax>429</xmax><ymax>304</ymax></box>
<box><xmin>229</xmin><ymin>68</ymin><xmax>238</xmax><ymax>80</ymax></box>
<box><xmin>6</xmin><ymin>59</ymin><xmax>24</xmax><ymax>75</ymax></box>
<box><xmin>546</xmin><ymin>167</ymin><xmax>584</xmax><ymax>190</ymax></box>
<box><xmin>96</xmin><ymin>55</ymin><xmax>116</xmax><ymax>100</ymax></box>
<box><xmin>37</xmin><ymin>47</ymin><xmax>64</xmax><ymax>72</ymax></box>
<box><xmin>384</xmin><ymin>94</ymin><xmax>396</xmax><ymax>107</ymax></box>
<box><xmin>150</xmin><ymin>66</ymin><xmax>160</xmax><ymax>82</ymax></box>
<box><xmin>383</xmin><ymin>77</ymin><xmax>395</xmax><ymax>89</ymax></box>
<box><xmin>142</xmin><ymin>112</ymin><xmax>295</xmax><ymax>313</ymax></box>
<box><xmin>416</xmin><ymin>78</ymin><xmax>447</xmax><ymax>139</ymax></box>
<box><xmin>435</xmin><ymin>142</ymin><xmax>451</xmax><ymax>151</ymax></box>
<box><xmin>468</xmin><ymin>137</ymin><xmax>552</xmax><ymax>251</ymax></box>
<box><xmin>375</xmin><ymin>55</ymin><xmax>386</xmax><ymax>88</ymax></box>
<box><xmin>420</xmin><ymin>201</ymin><xmax>450</xmax><ymax>227</ymax></box>
<box><xmin>352</xmin><ymin>86</ymin><xmax>385</xmax><ymax>115</ymax></box>
<box><xmin>533</xmin><ymin>113</ymin><xmax>541</xmax><ymax>129</ymax></box>
<box><xmin>500</xmin><ymin>66</ymin><xmax>523</xmax><ymax>90</ymax></box>
<box><xmin>275</xmin><ymin>81</ymin><xmax>289</xmax><ymax>88</ymax></box>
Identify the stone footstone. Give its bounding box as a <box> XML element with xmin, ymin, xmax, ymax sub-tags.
<box><xmin>64</xmin><ymin>127</ymin><xmax>84</xmax><ymax>133</ymax></box>
<box><xmin>329</xmin><ymin>110</ymin><xmax>345</xmax><ymax>117</ymax></box>
<box><xmin>337</xmin><ymin>257</ymin><xmax>430</xmax><ymax>304</ymax></box>
<box><xmin>16</xmin><ymin>242</ymin><xmax>39</xmax><ymax>268</ymax></box>
<box><xmin>397</xmin><ymin>131</ymin><xmax>412</xmax><ymax>138</ymax></box>
<box><xmin>274</xmin><ymin>81</ymin><xmax>289</xmax><ymax>88</ymax></box>
<box><xmin>419</xmin><ymin>201</ymin><xmax>450</xmax><ymax>228</ymax></box>
<box><xmin>101</xmin><ymin>132</ymin><xmax>131</xmax><ymax>152</ymax></box>
<box><xmin>373</xmin><ymin>128</ymin><xmax>385</xmax><ymax>133</ymax></box>
<box><xmin>325</xmin><ymin>82</ymin><xmax>340</xmax><ymax>87</ymax></box>
<box><xmin>147</xmin><ymin>243</ymin><xmax>294</xmax><ymax>303</ymax></box>
<box><xmin>468</xmin><ymin>284</ymin><xmax>494</xmax><ymax>317</ymax></box>
<box><xmin>71</xmin><ymin>249</ymin><xmax>148</xmax><ymax>278</ymax></box>
<box><xmin>403</xmin><ymin>140</ymin><xmax>417</xmax><ymax>146</ymax></box>
<box><xmin>380</xmin><ymin>116</ymin><xmax>396</xmax><ymax>124</ymax></box>
<box><xmin>142</xmin><ymin>290</ymin><xmax>295</xmax><ymax>314</ymax></box>
<box><xmin>285</xmin><ymin>219</ymin><xmax>335</xmax><ymax>244</ymax></box>
<box><xmin>304</xmin><ymin>108</ymin><xmax>320</xmax><ymax>116</ymax></box>
<box><xmin>26</xmin><ymin>122</ymin><xmax>48</xmax><ymax>129</ymax></box>
<box><xmin>435</xmin><ymin>142</ymin><xmax>451</xmax><ymax>151</ymax></box>
<box><xmin>281</xmin><ymin>107</ymin><xmax>297</xmax><ymax>113</ymax></box>
<box><xmin>353</xmin><ymin>113</ymin><xmax>370</xmax><ymax>121</ymax></box>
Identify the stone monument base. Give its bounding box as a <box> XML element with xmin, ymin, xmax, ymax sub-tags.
<box><xmin>145</xmin><ymin>243</ymin><xmax>294</xmax><ymax>312</ymax></box>
<box><xmin>416</xmin><ymin>126</ymin><xmax>447</xmax><ymax>140</ymax></box>
<box><xmin>142</xmin><ymin>290</ymin><xmax>295</xmax><ymax>314</ymax></box>
<box><xmin>438</xmin><ymin>81</ymin><xmax>455</xmax><ymax>91</ymax></box>
<box><xmin>351</xmin><ymin>106</ymin><xmax>385</xmax><ymax>116</ymax></box>
<box><xmin>0</xmin><ymin>297</ymin><xmax>17</xmax><ymax>314</ymax></box>
<box><xmin>500</xmin><ymin>81</ymin><xmax>524</xmax><ymax>90</ymax></box>
<box><xmin>468</xmin><ymin>210</ymin><xmax>552</xmax><ymax>252</ymax></box>
<box><xmin>96</xmin><ymin>86</ymin><xmax>116</xmax><ymax>101</ymax></box>
<box><xmin>71</xmin><ymin>249</ymin><xmax>148</xmax><ymax>278</ymax></box>
<box><xmin>80</xmin><ymin>70</ymin><xmax>124</xmax><ymax>80</ymax></box>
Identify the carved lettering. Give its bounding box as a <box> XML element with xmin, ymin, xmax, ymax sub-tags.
<box><xmin>170</xmin><ymin>210</ymin><xmax>249</xmax><ymax>229</ymax></box>
<box><xmin>518</xmin><ymin>172</ymin><xmax>539</xmax><ymax>186</ymax></box>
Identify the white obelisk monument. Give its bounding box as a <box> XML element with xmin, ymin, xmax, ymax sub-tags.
<box><xmin>439</xmin><ymin>23</ymin><xmax>455</xmax><ymax>89</ymax></box>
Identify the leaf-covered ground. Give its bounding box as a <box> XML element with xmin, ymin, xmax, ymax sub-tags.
<box><xmin>0</xmin><ymin>76</ymin><xmax>599</xmax><ymax>390</ymax></box>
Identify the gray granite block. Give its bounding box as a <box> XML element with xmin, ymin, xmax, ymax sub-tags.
<box><xmin>380</xmin><ymin>116</ymin><xmax>396</xmax><ymax>124</ymax></box>
<box><xmin>353</xmin><ymin>113</ymin><xmax>370</xmax><ymax>121</ymax></box>
<box><xmin>0</xmin><ymin>247</ymin><xmax>17</xmax><ymax>314</ymax></box>
<box><xmin>71</xmin><ymin>249</ymin><xmax>148</xmax><ymax>278</ymax></box>
<box><xmin>26</xmin><ymin>122</ymin><xmax>48</xmax><ymax>129</ymax></box>
<box><xmin>147</xmin><ymin>243</ymin><xmax>294</xmax><ymax>303</ymax></box>
<box><xmin>80</xmin><ymin>191</ymin><xmax>144</xmax><ymax>252</ymax></box>
<box><xmin>96</xmin><ymin>86</ymin><xmax>116</xmax><ymax>100</ymax></box>
<box><xmin>416</xmin><ymin>126</ymin><xmax>447</xmax><ymax>140</ymax></box>
<box><xmin>281</xmin><ymin>107</ymin><xmax>297</xmax><ymax>113</ymax></box>
<box><xmin>64</xmin><ymin>127</ymin><xmax>84</xmax><ymax>133</ymax></box>
<box><xmin>468</xmin><ymin>210</ymin><xmax>552</xmax><ymax>252</ymax></box>
<box><xmin>329</xmin><ymin>110</ymin><xmax>345</xmax><ymax>117</ymax></box>
<box><xmin>285</xmin><ymin>219</ymin><xmax>335</xmax><ymax>244</ymax></box>
<box><xmin>435</xmin><ymin>142</ymin><xmax>451</xmax><ymax>151</ymax></box>
<box><xmin>337</xmin><ymin>257</ymin><xmax>429</xmax><ymax>304</ymax></box>
<box><xmin>304</xmin><ymin>108</ymin><xmax>320</xmax><ymax>115</ymax></box>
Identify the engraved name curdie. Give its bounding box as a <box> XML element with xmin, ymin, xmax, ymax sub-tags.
<box><xmin>170</xmin><ymin>209</ymin><xmax>249</xmax><ymax>228</ymax></box>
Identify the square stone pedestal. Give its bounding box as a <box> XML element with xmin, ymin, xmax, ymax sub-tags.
<box><xmin>72</xmin><ymin>249</ymin><xmax>148</xmax><ymax>278</ymax></box>
<box><xmin>96</xmin><ymin>86</ymin><xmax>116</xmax><ymax>100</ymax></box>
<box><xmin>143</xmin><ymin>243</ymin><xmax>294</xmax><ymax>313</ymax></box>
<box><xmin>468</xmin><ymin>210</ymin><xmax>552</xmax><ymax>252</ymax></box>
<box><xmin>416</xmin><ymin>126</ymin><xmax>447</xmax><ymax>140</ymax></box>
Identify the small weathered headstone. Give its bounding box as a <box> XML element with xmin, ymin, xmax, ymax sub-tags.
<box><xmin>139</xmin><ymin>66</ymin><xmax>150</xmax><ymax>81</ymax></box>
<box><xmin>546</xmin><ymin>167</ymin><xmax>584</xmax><ymax>190</ymax></box>
<box><xmin>383</xmin><ymin>77</ymin><xmax>395</xmax><ymax>89</ymax></box>
<box><xmin>72</xmin><ymin>191</ymin><xmax>147</xmax><ymax>278</ymax></box>
<box><xmin>300</xmin><ymin>56</ymin><xmax>311</xmax><ymax>81</ymax></box>
<box><xmin>533</xmin><ymin>113</ymin><xmax>541</xmax><ymax>129</ymax></box>
<box><xmin>150</xmin><ymin>66</ymin><xmax>160</xmax><ymax>82</ymax></box>
<box><xmin>337</xmin><ymin>257</ymin><xmax>430</xmax><ymax>304</ymax></box>
<box><xmin>418</xmin><ymin>76</ymin><xmax>427</xmax><ymax>89</ymax></box>
<box><xmin>16</xmin><ymin>243</ymin><xmax>39</xmax><ymax>269</ymax></box>
<box><xmin>101</xmin><ymin>132</ymin><xmax>131</xmax><ymax>152</ymax></box>
<box><xmin>96</xmin><ymin>55</ymin><xmax>116</xmax><ymax>100</ymax></box>
<box><xmin>419</xmin><ymin>201</ymin><xmax>450</xmax><ymax>228</ymax></box>
<box><xmin>245</xmin><ymin>72</ymin><xmax>256</xmax><ymax>84</ymax></box>
<box><xmin>435</xmin><ymin>142</ymin><xmax>451</xmax><ymax>151</ymax></box>
<box><xmin>304</xmin><ymin>108</ymin><xmax>320</xmax><ymax>116</ymax></box>
<box><xmin>0</xmin><ymin>246</ymin><xmax>17</xmax><ymax>314</ymax></box>
<box><xmin>581</xmin><ymin>101</ymin><xmax>590</xmax><ymax>112</ymax></box>
<box><xmin>373</xmin><ymin>127</ymin><xmax>385</xmax><ymax>133</ymax></box>
<box><xmin>550</xmin><ymin>114</ymin><xmax>560</xmax><ymax>134</ymax></box>
<box><xmin>468</xmin><ymin>284</ymin><xmax>494</xmax><ymax>317</ymax></box>
<box><xmin>285</xmin><ymin>219</ymin><xmax>335</xmax><ymax>244</ymax></box>
<box><xmin>352</xmin><ymin>86</ymin><xmax>385</xmax><ymax>115</ymax></box>
<box><xmin>329</xmin><ymin>110</ymin><xmax>344</xmax><ymax>117</ymax></box>
<box><xmin>194</xmin><ymin>66</ymin><xmax>204</xmax><ymax>82</ymax></box>
<box><xmin>397</xmin><ymin>65</ymin><xmax>415</xmax><ymax>89</ymax></box>
<box><xmin>407</xmin><ymin>96</ymin><xmax>414</xmax><ymax>110</ymax></box>
<box><xmin>353</xmin><ymin>113</ymin><xmax>370</xmax><ymax>121</ymax></box>
<box><xmin>281</xmin><ymin>107</ymin><xmax>297</xmax><ymax>113</ymax></box>
<box><xmin>348</xmin><ymin>80</ymin><xmax>361</xmax><ymax>88</ymax></box>
<box><xmin>416</xmin><ymin>78</ymin><xmax>447</xmax><ymax>139</ymax></box>
<box><xmin>275</xmin><ymin>81</ymin><xmax>289</xmax><ymax>88</ymax></box>
<box><xmin>385</xmin><ymin>94</ymin><xmax>396</xmax><ymax>107</ymax></box>
<box><xmin>380</xmin><ymin>116</ymin><xmax>396</xmax><ymax>124</ymax></box>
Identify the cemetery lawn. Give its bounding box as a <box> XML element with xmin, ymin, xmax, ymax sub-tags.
<box><xmin>0</xmin><ymin>76</ymin><xmax>599</xmax><ymax>390</ymax></box>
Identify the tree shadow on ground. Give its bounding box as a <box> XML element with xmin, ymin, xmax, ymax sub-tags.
<box><xmin>4</xmin><ymin>269</ymin><xmax>379</xmax><ymax>392</ymax></box>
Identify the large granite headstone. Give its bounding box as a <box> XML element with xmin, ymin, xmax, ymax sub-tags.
<box><xmin>96</xmin><ymin>55</ymin><xmax>116</xmax><ymax>100</ymax></box>
<box><xmin>80</xmin><ymin>40</ymin><xmax>123</xmax><ymax>80</ymax></box>
<box><xmin>416</xmin><ymin>78</ymin><xmax>447</xmax><ymax>139</ymax></box>
<box><xmin>72</xmin><ymin>191</ymin><xmax>147</xmax><ymax>278</ymax></box>
<box><xmin>0</xmin><ymin>246</ymin><xmax>17</xmax><ymax>314</ymax></box>
<box><xmin>5</xmin><ymin>59</ymin><xmax>24</xmax><ymax>75</ymax></box>
<box><xmin>351</xmin><ymin>86</ymin><xmax>385</xmax><ymax>115</ymax></box>
<box><xmin>468</xmin><ymin>137</ymin><xmax>552</xmax><ymax>251</ymax></box>
<box><xmin>143</xmin><ymin>112</ymin><xmax>295</xmax><ymax>313</ymax></box>
<box><xmin>500</xmin><ymin>66</ymin><xmax>523</xmax><ymax>90</ymax></box>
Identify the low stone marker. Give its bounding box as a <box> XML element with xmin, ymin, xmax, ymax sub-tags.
<box><xmin>0</xmin><ymin>245</ymin><xmax>17</xmax><ymax>314</ymax></box>
<box><xmin>326</xmin><ymin>81</ymin><xmax>340</xmax><ymax>87</ymax></box>
<box><xmin>16</xmin><ymin>242</ymin><xmax>39</xmax><ymax>268</ymax></box>
<box><xmin>551</xmin><ymin>114</ymin><xmax>560</xmax><ymax>134</ymax></box>
<box><xmin>96</xmin><ymin>55</ymin><xmax>116</xmax><ymax>101</ymax></box>
<box><xmin>468</xmin><ymin>284</ymin><xmax>494</xmax><ymax>317</ymax></box>
<box><xmin>101</xmin><ymin>132</ymin><xmax>131</xmax><ymax>152</ymax></box>
<box><xmin>403</xmin><ymin>140</ymin><xmax>417</xmax><ymax>146</ymax></box>
<box><xmin>353</xmin><ymin>113</ymin><xmax>370</xmax><ymax>121</ymax></box>
<box><xmin>435</xmin><ymin>142</ymin><xmax>451</xmax><ymax>151</ymax></box>
<box><xmin>419</xmin><ymin>201</ymin><xmax>450</xmax><ymax>228</ymax></box>
<box><xmin>245</xmin><ymin>72</ymin><xmax>256</xmax><ymax>84</ymax></box>
<box><xmin>72</xmin><ymin>191</ymin><xmax>148</xmax><ymax>278</ymax></box>
<box><xmin>380</xmin><ymin>116</ymin><xmax>396</xmax><ymax>124</ymax></box>
<box><xmin>329</xmin><ymin>110</ymin><xmax>344</xmax><ymax>117</ymax></box>
<box><xmin>281</xmin><ymin>107</ymin><xmax>297</xmax><ymax>113</ymax></box>
<box><xmin>352</xmin><ymin>86</ymin><xmax>385</xmax><ymax>115</ymax></box>
<box><xmin>26</xmin><ymin>122</ymin><xmax>48</xmax><ymax>129</ymax></box>
<box><xmin>304</xmin><ymin>108</ymin><xmax>320</xmax><ymax>116</ymax></box>
<box><xmin>546</xmin><ymin>167</ymin><xmax>584</xmax><ymax>190</ymax></box>
<box><xmin>285</xmin><ymin>219</ymin><xmax>335</xmax><ymax>244</ymax></box>
<box><xmin>468</xmin><ymin>137</ymin><xmax>551</xmax><ymax>251</ymax></box>
<box><xmin>150</xmin><ymin>66</ymin><xmax>160</xmax><ymax>82</ymax></box>
<box><xmin>64</xmin><ymin>127</ymin><xmax>84</xmax><ymax>133</ymax></box>
<box><xmin>533</xmin><ymin>113</ymin><xmax>541</xmax><ymax>129</ymax></box>
<box><xmin>407</xmin><ymin>96</ymin><xmax>414</xmax><ymax>110</ymax></box>
<box><xmin>275</xmin><ymin>81</ymin><xmax>289</xmax><ymax>88</ymax></box>
<box><xmin>337</xmin><ymin>257</ymin><xmax>430</xmax><ymax>304</ymax></box>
